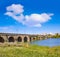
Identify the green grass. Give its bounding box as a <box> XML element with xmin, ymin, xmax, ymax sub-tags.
<box><xmin>0</xmin><ymin>45</ymin><xmax>60</xmax><ymax>57</ymax></box>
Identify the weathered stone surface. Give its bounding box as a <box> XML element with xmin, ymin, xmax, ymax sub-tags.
<box><xmin>0</xmin><ymin>33</ymin><xmax>45</xmax><ymax>43</ymax></box>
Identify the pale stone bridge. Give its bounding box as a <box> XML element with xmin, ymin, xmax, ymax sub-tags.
<box><xmin>0</xmin><ymin>33</ymin><xmax>47</xmax><ymax>43</ymax></box>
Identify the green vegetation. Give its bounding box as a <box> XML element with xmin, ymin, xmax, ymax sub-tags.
<box><xmin>52</xmin><ymin>33</ymin><xmax>60</xmax><ymax>38</ymax></box>
<box><xmin>43</xmin><ymin>33</ymin><xmax>60</xmax><ymax>38</ymax></box>
<box><xmin>35</xmin><ymin>33</ymin><xmax>60</xmax><ymax>40</ymax></box>
<box><xmin>0</xmin><ymin>45</ymin><xmax>60</xmax><ymax>57</ymax></box>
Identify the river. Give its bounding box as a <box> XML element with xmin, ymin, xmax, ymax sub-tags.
<box><xmin>30</xmin><ymin>38</ymin><xmax>60</xmax><ymax>47</ymax></box>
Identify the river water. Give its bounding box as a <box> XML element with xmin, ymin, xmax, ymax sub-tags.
<box><xmin>30</xmin><ymin>38</ymin><xmax>60</xmax><ymax>47</ymax></box>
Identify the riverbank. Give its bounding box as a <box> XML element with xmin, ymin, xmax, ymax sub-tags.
<box><xmin>0</xmin><ymin>45</ymin><xmax>60</xmax><ymax>57</ymax></box>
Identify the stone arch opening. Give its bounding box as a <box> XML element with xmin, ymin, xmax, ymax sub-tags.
<box><xmin>17</xmin><ymin>37</ymin><xmax>22</xmax><ymax>42</ymax></box>
<box><xmin>0</xmin><ymin>37</ymin><xmax>4</xmax><ymax>43</ymax></box>
<box><xmin>24</xmin><ymin>37</ymin><xmax>28</xmax><ymax>42</ymax></box>
<box><xmin>33</xmin><ymin>38</ymin><xmax>35</xmax><ymax>40</ymax></box>
<box><xmin>8</xmin><ymin>37</ymin><xmax>14</xmax><ymax>42</ymax></box>
<box><xmin>30</xmin><ymin>37</ymin><xmax>31</xmax><ymax>42</ymax></box>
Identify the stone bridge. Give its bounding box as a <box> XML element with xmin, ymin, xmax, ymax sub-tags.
<box><xmin>0</xmin><ymin>33</ymin><xmax>47</xmax><ymax>43</ymax></box>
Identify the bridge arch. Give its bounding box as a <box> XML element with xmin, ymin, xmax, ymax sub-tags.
<box><xmin>17</xmin><ymin>37</ymin><xmax>22</xmax><ymax>42</ymax></box>
<box><xmin>30</xmin><ymin>37</ymin><xmax>32</xmax><ymax>42</ymax></box>
<box><xmin>24</xmin><ymin>36</ymin><xmax>28</xmax><ymax>42</ymax></box>
<box><xmin>0</xmin><ymin>37</ymin><xmax>4</xmax><ymax>43</ymax></box>
<box><xmin>33</xmin><ymin>37</ymin><xmax>35</xmax><ymax>40</ymax></box>
<box><xmin>8</xmin><ymin>37</ymin><xmax>14</xmax><ymax>42</ymax></box>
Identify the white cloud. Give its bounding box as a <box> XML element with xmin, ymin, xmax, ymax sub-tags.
<box><xmin>6</xmin><ymin>4</ymin><xmax>24</xmax><ymax>14</ymax></box>
<box><xmin>34</xmin><ymin>24</ymin><xmax>42</xmax><ymax>27</ymax></box>
<box><xmin>5</xmin><ymin>12</ymin><xmax>24</xmax><ymax>23</ymax></box>
<box><xmin>0</xmin><ymin>27</ymin><xmax>9</xmax><ymax>30</ymax></box>
<box><xmin>0</xmin><ymin>26</ymin><xmax>15</xmax><ymax>33</ymax></box>
<box><xmin>0</xmin><ymin>26</ymin><xmax>14</xmax><ymax>30</ymax></box>
<box><xmin>5</xmin><ymin>4</ymin><xmax>54</xmax><ymax>27</ymax></box>
<box><xmin>5</xmin><ymin>4</ymin><xmax>24</xmax><ymax>24</ymax></box>
<box><xmin>0</xmin><ymin>26</ymin><xmax>23</xmax><ymax>33</ymax></box>
<box><xmin>24</xmin><ymin>13</ymin><xmax>53</xmax><ymax>27</ymax></box>
<box><xmin>25</xmin><ymin>13</ymin><xmax>54</xmax><ymax>23</ymax></box>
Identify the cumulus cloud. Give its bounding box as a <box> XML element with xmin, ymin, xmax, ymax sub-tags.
<box><xmin>6</xmin><ymin>4</ymin><xmax>24</xmax><ymax>14</ymax></box>
<box><xmin>5</xmin><ymin>4</ymin><xmax>24</xmax><ymax>23</ymax></box>
<box><xmin>5</xmin><ymin>4</ymin><xmax>54</xmax><ymax>27</ymax></box>
<box><xmin>24</xmin><ymin>13</ymin><xmax>53</xmax><ymax>27</ymax></box>
<box><xmin>25</xmin><ymin>13</ymin><xmax>53</xmax><ymax>23</ymax></box>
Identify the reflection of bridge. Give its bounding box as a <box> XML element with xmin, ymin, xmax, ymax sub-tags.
<box><xmin>0</xmin><ymin>33</ymin><xmax>48</xmax><ymax>43</ymax></box>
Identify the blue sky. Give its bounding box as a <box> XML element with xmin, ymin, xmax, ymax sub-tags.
<box><xmin>0</xmin><ymin>0</ymin><xmax>60</xmax><ymax>34</ymax></box>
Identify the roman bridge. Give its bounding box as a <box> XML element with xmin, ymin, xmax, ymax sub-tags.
<box><xmin>0</xmin><ymin>33</ymin><xmax>48</xmax><ymax>43</ymax></box>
